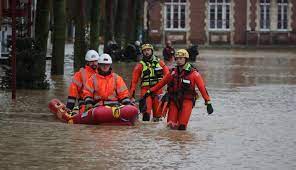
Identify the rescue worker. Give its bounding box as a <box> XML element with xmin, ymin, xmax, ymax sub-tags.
<box><xmin>145</xmin><ymin>49</ymin><xmax>214</xmax><ymax>130</ymax></box>
<box><xmin>66</xmin><ymin>50</ymin><xmax>99</xmax><ymax>110</ymax></box>
<box><xmin>129</xmin><ymin>43</ymin><xmax>169</xmax><ymax>121</ymax></box>
<box><xmin>163</xmin><ymin>40</ymin><xmax>175</xmax><ymax>62</ymax></box>
<box><xmin>83</xmin><ymin>53</ymin><xmax>131</xmax><ymax>109</ymax></box>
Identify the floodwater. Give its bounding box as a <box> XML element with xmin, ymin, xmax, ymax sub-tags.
<box><xmin>0</xmin><ymin>48</ymin><xmax>296</xmax><ymax>169</ymax></box>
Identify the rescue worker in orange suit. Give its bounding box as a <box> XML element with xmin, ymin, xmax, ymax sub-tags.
<box><xmin>129</xmin><ymin>43</ymin><xmax>169</xmax><ymax>121</ymax></box>
<box><xmin>66</xmin><ymin>50</ymin><xmax>99</xmax><ymax>110</ymax></box>
<box><xmin>145</xmin><ymin>49</ymin><xmax>214</xmax><ymax>130</ymax></box>
<box><xmin>83</xmin><ymin>53</ymin><xmax>131</xmax><ymax>109</ymax></box>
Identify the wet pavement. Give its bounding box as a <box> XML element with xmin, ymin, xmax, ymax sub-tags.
<box><xmin>0</xmin><ymin>48</ymin><xmax>296</xmax><ymax>169</ymax></box>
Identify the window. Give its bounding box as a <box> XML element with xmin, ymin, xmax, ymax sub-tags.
<box><xmin>209</xmin><ymin>0</ymin><xmax>230</xmax><ymax>30</ymax></box>
<box><xmin>260</xmin><ymin>0</ymin><xmax>270</xmax><ymax>30</ymax></box>
<box><xmin>277</xmin><ymin>0</ymin><xmax>288</xmax><ymax>30</ymax></box>
<box><xmin>165</xmin><ymin>0</ymin><xmax>187</xmax><ymax>30</ymax></box>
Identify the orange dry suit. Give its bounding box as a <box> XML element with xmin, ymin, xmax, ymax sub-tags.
<box><xmin>83</xmin><ymin>70</ymin><xmax>130</xmax><ymax>106</ymax></box>
<box><xmin>129</xmin><ymin>55</ymin><xmax>169</xmax><ymax>120</ymax></box>
<box><xmin>66</xmin><ymin>66</ymin><xmax>97</xmax><ymax>110</ymax></box>
<box><xmin>150</xmin><ymin>63</ymin><xmax>211</xmax><ymax>129</ymax></box>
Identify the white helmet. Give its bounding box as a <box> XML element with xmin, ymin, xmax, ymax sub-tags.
<box><xmin>85</xmin><ymin>50</ymin><xmax>99</xmax><ymax>62</ymax></box>
<box><xmin>98</xmin><ymin>53</ymin><xmax>112</xmax><ymax>64</ymax></box>
<box><xmin>135</xmin><ymin>41</ymin><xmax>141</xmax><ymax>46</ymax></box>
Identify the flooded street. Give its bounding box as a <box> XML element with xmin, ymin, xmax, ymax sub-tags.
<box><xmin>0</xmin><ymin>49</ymin><xmax>296</xmax><ymax>169</ymax></box>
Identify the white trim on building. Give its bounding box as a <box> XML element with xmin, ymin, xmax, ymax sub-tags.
<box><xmin>164</xmin><ymin>0</ymin><xmax>187</xmax><ymax>31</ymax></box>
<box><xmin>208</xmin><ymin>0</ymin><xmax>231</xmax><ymax>31</ymax></box>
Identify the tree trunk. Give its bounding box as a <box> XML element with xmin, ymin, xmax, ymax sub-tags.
<box><xmin>115</xmin><ymin>0</ymin><xmax>128</xmax><ymax>47</ymax></box>
<box><xmin>74</xmin><ymin>0</ymin><xmax>87</xmax><ymax>71</ymax></box>
<box><xmin>136</xmin><ymin>0</ymin><xmax>144</xmax><ymax>42</ymax></box>
<box><xmin>104</xmin><ymin>0</ymin><xmax>118</xmax><ymax>47</ymax></box>
<box><xmin>34</xmin><ymin>0</ymin><xmax>50</xmax><ymax>73</ymax></box>
<box><xmin>90</xmin><ymin>0</ymin><xmax>100</xmax><ymax>51</ymax></box>
<box><xmin>51</xmin><ymin>0</ymin><xmax>66</xmax><ymax>75</ymax></box>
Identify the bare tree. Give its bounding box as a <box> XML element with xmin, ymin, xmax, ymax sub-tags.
<box><xmin>51</xmin><ymin>0</ymin><xmax>66</xmax><ymax>75</ymax></box>
<box><xmin>90</xmin><ymin>0</ymin><xmax>100</xmax><ymax>50</ymax></box>
<box><xmin>74</xmin><ymin>0</ymin><xmax>87</xmax><ymax>71</ymax></box>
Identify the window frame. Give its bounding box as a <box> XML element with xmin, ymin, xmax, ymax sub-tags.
<box><xmin>208</xmin><ymin>0</ymin><xmax>231</xmax><ymax>31</ymax></box>
<box><xmin>260</xmin><ymin>0</ymin><xmax>271</xmax><ymax>31</ymax></box>
<box><xmin>164</xmin><ymin>0</ymin><xmax>187</xmax><ymax>31</ymax></box>
<box><xmin>277</xmin><ymin>0</ymin><xmax>289</xmax><ymax>31</ymax></box>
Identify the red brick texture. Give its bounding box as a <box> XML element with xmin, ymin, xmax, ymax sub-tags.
<box><xmin>189</xmin><ymin>0</ymin><xmax>206</xmax><ymax>44</ymax></box>
<box><xmin>148</xmin><ymin>1</ymin><xmax>162</xmax><ymax>44</ymax></box>
<box><xmin>233</xmin><ymin>0</ymin><xmax>247</xmax><ymax>44</ymax></box>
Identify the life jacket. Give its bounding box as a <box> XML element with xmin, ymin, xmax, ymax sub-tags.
<box><xmin>168</xmin><ymin>63</ymin><xmax>198</xmax><ymax>100</ymax></box>
<box><xmin>68</xmin><ymin>66</ymin><xmax>96</xmax><ymax>106</ymax></box>
<box><xmin>84</xmin><ymin>72</ymin><xmax>129</xmax><ymax>106</ymax></box>
<box><xmin>140</xmin><ymin>56</ymin><xmax>164</xmax><ymax>87</ymax></box>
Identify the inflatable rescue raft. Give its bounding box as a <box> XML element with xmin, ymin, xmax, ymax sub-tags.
<box><xmin>48</xmin><ymin>99</ymin><xmax>139</xmax><ymax>126</ymax></box>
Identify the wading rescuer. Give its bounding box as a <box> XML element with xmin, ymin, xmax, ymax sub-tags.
<box><xmin>83</xmin><ymin>53</ymin><xmax>131</xmax><ymax>110</ymax></box>
<box><xmin>66</xmin><ymin>50</ymin><xmax>99</xmax><ymax>110</ymax></box>
<box><xmin>129</xmin><ymin>43</ymin><xmax>169</xmax><ymax>121</ymax></box>
<box><xmin>144</xmin><ymin>49</ymin><xmax>214</xmax><ymax>130</ymax></box>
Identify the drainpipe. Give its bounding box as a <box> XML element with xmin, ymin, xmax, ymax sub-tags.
<box><xmin>28</xmin><ymin>0</ymin><xmax>32</xmax><ymax>37</ymax></box>
<box><xmin>11</xmin><ymin>0</ymin><xmax>16</xmax><ymax>99</ymax></box>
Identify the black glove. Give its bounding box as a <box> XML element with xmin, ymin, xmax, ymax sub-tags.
<box><xmin>121</xmin><ymin>98</ymin><xmax>132</xmax><ymax>105</ymax></box>
<box><xmin>144</xmin><ymin>90</ymin><xmax>152</xmax><ymax>98</ymax></box>
<box><xmin>205</xmin><ymin>101</ymin><xmax>214</xmax><ymax>115</ymax></box>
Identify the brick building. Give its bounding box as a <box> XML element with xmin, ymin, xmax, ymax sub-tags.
<box><xmin>147</xmin><ymin>0</ymin><xmax>296</xmax><ymax>46</ymax></box>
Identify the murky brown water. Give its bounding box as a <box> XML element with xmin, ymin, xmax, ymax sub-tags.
<box><xmin>1</xmin><ymin>49</ymin><xmax>296</xmax><ymax>169</ymax></box>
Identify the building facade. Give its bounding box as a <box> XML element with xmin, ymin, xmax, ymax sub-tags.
<box><xmin>147</xmin><ymin>0</ymin><xmax>296</xmax><ymax>46</ymax></box>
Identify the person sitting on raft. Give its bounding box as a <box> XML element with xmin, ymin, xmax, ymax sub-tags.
<box><xmin>66</xmin><ymin>50</ymin><xmax>99</xmax><ymax>111</ymax></box>
<box><xmin>83</xmin><ymin>53</ymin><xmax>131</xmax><ymax>110</ymax></box>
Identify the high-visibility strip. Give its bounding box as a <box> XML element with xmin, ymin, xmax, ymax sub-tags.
<box><xmin>67</xmin><ymin>98</ymin><xmax>76</xmax><ymax>104</ymax></box>
<box><xmin>94</xmin><ymin>95</ymin><xmax>101</xmax><ymax>100</ymax></box>
<box><xmin>93</xmin><ymin>75</ymin><xmax>98</xmax><ymax>94</ymax></box>
<box><xmin>85</xmin><ymin>97</ymin><xmax>93</xmax><ymax>103</ymax></box>
<box><xmin>107</xmin><ymin>93</ymin><xmax>117</xmax><ymax>100</ymax></box>
<box><xmin>72</xmin><ymin>79</ymin><xmax>82</xmax><ymax>88</ymax></box>
<box><xmin>104</xmin><ymin>101</ymin><xmax>119</xmax><ymax>105</ymax></box>
<box><xmin>113</xmin><ymin>73</ymin><xmax>118</xmax><ymax>92</ymax></box>
<box><xmin>117</xmin><ymin>86</ymin><xmax>127</xmax><ymax>93</ymax></box>
<box><xmin>86</xmin><ymin>86</ymin><xmax>94</xmax><ymax>94</ymax></box>
<box><xmin>80</xmin><ymin>68</ymin><xmax>87</xmax><ymax>86</ymax></box>
<box><xmin>121</xmin><ymin>98</ymin><xmax>130</xmax><ymax>104</ymax></box>
<box><xmin>78</xmin><ymin>99</ymin><xmax>84</xmax><ymax>105</ymax></box>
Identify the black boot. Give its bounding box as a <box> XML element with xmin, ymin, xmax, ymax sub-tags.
<box><xmin>178</xmin><ymin>124</ymin><xmax>186</xmax><ymax>130</ymax></box>
<box><xmin>152</xmin><ymin>117</ymin><xmax>162</xmax><ymax>122</ymax></box>
<box><xmin>142</xmin><ymin>113</ymin><xmax>150</xmax><ymax>121</ymax></box>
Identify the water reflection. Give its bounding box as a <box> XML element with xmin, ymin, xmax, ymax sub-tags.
<box><xmin>0</xmin><ymin>49</ymin><xmax>296</xmax><ymax>169</ymax></box>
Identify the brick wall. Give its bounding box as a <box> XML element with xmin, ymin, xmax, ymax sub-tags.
<box><xmin>233</xmin><ymin>0</ymin><xmax>247</xmax><ymax>44</ymax></box>
<box><xmin>148</xmin><ymin>1</ymin><xmax>162</xmax><ymax>44</ymax></box>
<box><xmin>189</xmin><ymin>0</ymin><xmax>206</xmax><ymax>44</ymax></box>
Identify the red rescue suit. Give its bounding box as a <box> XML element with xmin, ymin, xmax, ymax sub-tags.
<box><xmin>150</xmin><ymin>63</ymin><xmax>211</xmax><ymax>128</ymax></box>
<box><xmin>130</xmin><ymin>56</ymin><xmax>169</xmax><ymax>119</ymax></box>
